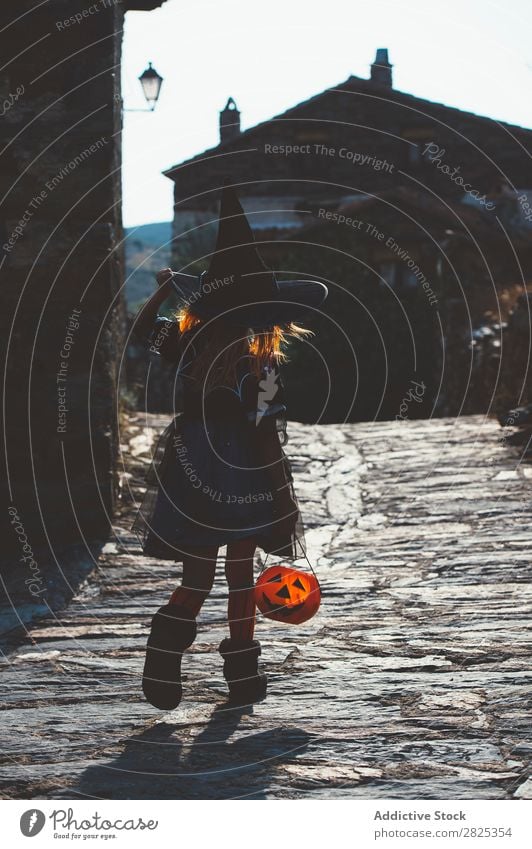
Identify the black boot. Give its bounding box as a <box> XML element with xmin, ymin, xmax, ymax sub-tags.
<box><xmin>142</xmin><ymin>604</ymin><xmax>197</xmax><ymax>710</ymax></box>
<box><xmin>218</xmin><ymin>638</ymin><xmax>267</xmax><ymax>705</ymax></box>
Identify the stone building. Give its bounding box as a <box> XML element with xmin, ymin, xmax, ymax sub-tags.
<box><xmin>266</xmin><ymin>185</ymin><xmax>532</xmax><ymax>422</ymax></box>
<box><xmin>1</xmin><ymin>0</ymin><xmax>166</xmax><ymax>564</ymax></box>
<box><xmin>163</xmin><ymin>51</ymin><xmax>532</xmax><ymax>423</ymax></box>
<box><xmin>165</xmin><ymin>49</ymin><xmax>532</xmax><ymax>252</ymax></box>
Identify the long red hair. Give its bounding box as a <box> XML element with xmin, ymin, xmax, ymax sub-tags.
<box><xmin>175</xmin><ymin>306</ymin><xmax>312</xmax><ymax>391</ymax></box>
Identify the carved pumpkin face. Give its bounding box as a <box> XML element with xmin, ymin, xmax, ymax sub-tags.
<box><xmin>255</xmin><ymin>565</ymin><xmax>320</xmax><ymax>624</ymax></box>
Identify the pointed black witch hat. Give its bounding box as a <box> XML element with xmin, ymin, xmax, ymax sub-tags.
<box><xmin>171</xmin><ymin>183</ymin><xmax>327</xmax><ymax>328</ymax></box>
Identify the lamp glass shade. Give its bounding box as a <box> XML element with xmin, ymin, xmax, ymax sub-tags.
<box><xmin>138</xmin><ymin>62</ymin><xmax>163</xmax><ymax>108</ymax></box>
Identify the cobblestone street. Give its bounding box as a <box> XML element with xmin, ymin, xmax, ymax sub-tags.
<box><xmin>1</xmin><ymin>414</ymin><xmax>531</xmax><ymax>800</ymax></box>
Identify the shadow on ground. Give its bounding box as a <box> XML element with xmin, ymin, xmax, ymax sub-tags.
<box><xmin>73</xmin><ymin>703</ymin><xmax>312</xmax><ymax>799</ymax></box>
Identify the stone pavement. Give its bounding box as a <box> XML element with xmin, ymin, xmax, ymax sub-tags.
<box><xmin>0</xmin><ymin>414</ymin><xmax>531</xmax><ymax>800</ymax></box>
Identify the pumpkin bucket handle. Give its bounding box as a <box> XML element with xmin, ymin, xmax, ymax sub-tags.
<box><xmin>258</xmin><ymin>550</ymin><xmax>321</xmax><ymax>593</ymax></box>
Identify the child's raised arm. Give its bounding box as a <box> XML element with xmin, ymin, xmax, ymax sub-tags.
<box><xmin>132</xmin><ymin>268</ymin><xmax>176</xmax><ymax>341</ymax></box>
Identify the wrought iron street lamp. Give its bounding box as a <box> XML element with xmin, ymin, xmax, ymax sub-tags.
<box><xmin>138</xmin><ymin>62</ymin><xmax>163</xmax><ymax>110</ymax></box>
<box><xmin>123</xmin><ymin>62</ymin><xmax>163</xmax><ymax>112</ymax></box>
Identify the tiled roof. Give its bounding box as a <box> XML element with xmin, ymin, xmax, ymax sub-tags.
<box><xmin>164</xmin><ymin>74</ymin><xmax>532</xmax><ymax>178</ymax></box>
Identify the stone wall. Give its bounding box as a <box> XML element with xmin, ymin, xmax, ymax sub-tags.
<box><xmin>0</xmin><ymin>1</ymin><xmax>164</xmax><ymax>560</ymax></box>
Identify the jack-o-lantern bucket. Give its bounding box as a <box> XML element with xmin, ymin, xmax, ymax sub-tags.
<box><xmin>255</xmin><ymin>564</ymin><xmax>321</xmax><ymax>624</ymax></box>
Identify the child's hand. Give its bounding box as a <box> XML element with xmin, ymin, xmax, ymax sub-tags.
<box><xmin>156</xmin><ymin>268</ymin><xmax>174</xmax><ymax>287</ymax></box>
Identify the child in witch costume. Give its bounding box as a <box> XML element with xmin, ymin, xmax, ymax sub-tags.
<box><xmin>132</xmin><ymin>185</ymin><xmax>327</xmax><ymax>709</ymax></box>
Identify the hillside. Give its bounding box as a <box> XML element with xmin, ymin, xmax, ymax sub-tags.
<box><xmin>124</xmin><ymin>221</ymin><xmax>172</xmax><ymax>310</ymax></box>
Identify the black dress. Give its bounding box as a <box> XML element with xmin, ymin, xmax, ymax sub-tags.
<box><xmin>131</xmin><ymin>317</ymin><xmax>306</xmax><ymax>563</ymax></box>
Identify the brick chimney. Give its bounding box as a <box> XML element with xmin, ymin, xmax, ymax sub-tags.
<box><xmin>370</xmin><ymin>48</ymin><xmax>393</xmax><ymax>88</ymax></box>
<box><xmin>219</xmin><ymin>97</ymin><xmax>241</xmax><ymax>144</ymax></box>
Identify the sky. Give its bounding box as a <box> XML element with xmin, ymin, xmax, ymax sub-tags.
<box><xmin>121</xmin><ymin>0</ymin><xmax>532</xmax><ymax>228</ymax></box>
